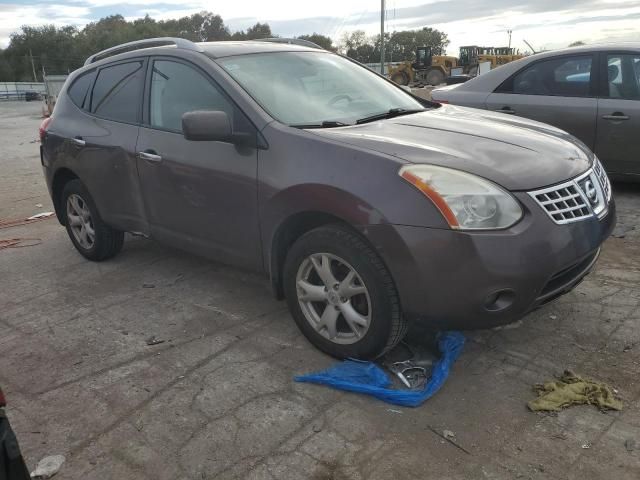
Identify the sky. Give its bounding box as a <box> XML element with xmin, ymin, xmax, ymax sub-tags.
<box><xmin>1</xmin><ymin>0</ymin><xmax>639</xmax><ymax>54</ymax></box>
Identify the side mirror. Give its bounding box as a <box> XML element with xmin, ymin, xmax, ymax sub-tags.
<box><xmin>182</xmin><ymin>110</ymin><xmax>232</xmax><ymax>142</ymax></box>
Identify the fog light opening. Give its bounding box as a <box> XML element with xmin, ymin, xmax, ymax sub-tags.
<box><xmin>484</xmin><ymin>289</ymin><xmax>516</xmax><ymax>312</ymax></box>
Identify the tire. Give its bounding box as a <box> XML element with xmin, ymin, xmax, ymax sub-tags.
<box><xmin>61</xmin><ymin>179</ymin><xmax>124</xmax><ymax>261</ymax></box>
<box><xmin>391</xmin><ymin>71</ymin><xmax>409</xmax><ymax>86</ymax></box>
<box><xmin>283</xmin><ymin>224</ymin><xmax>407</xmax><ymax>359</ymax></box>
<box><xmin>425</xmin><ymin>68</ymin><xmax>445</xmax><ymax>86</ymax></box>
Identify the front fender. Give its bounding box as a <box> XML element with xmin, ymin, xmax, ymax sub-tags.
<box><xmin>261</xmin><ymin>184</ymin><xmax>389</xmax><ymax>283</ymax></box>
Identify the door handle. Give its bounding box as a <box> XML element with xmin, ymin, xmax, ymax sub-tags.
<box><xmin>498</xmin><ymin>106</ymin><xmax>516</xmax><ymax>114</ymax></box>
<box><xmin>138</xmin><ymin>151</ymin><xmax>162</xmax><ymax>163</ymax></box>
<box><xmin>602</xmin><ymin>113</ymin><xmax>629</xmax><ymax>121</ymax></box>
<box><xmin>71</xmin><ymin>137</ymin><xmax>85</xmax><ymax>146</ymax></box>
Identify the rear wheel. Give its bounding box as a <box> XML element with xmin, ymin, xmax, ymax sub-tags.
<box><xmin>283</xmin><ymin>225</ymin><xmax>407</xmax><ymax>359</ymax></box>
<box><xmin>62</xmin><ymin>179</ymin><xmax>124</xmax><ymax>261</ymax></box>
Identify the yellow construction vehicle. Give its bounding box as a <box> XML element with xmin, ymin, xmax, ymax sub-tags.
<box><xmin>388</xmin><ymin>46</ymin><xmax>457</xmax><ymax>86</ymax></box>
<box><xmin>494</xmin><ymin>47</ymin><xmax>525</xmax><ymax>66</ymax></box>
<box><xmin>389</xmin><ymin>45</ymin><xmax>525</xmax><ymax>86</ymax></box>
<box><xmin>460</xmin><ymin>45</ymin><xmax>524</xmax><ymax>74</ymax></box>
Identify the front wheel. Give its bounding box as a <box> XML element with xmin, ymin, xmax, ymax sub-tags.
<box><xmin>61</xmin><ymin>179</ymin><xmax>124</xmax><ymax>261</ymax></box>
<box><xmin>390</xmin><ymin>71</ymin><xmax>409</xmax><ymax>86</ymax></box>
<box><xmin>426</xmin><ymin>68</ymin><xmax>445</xmax><ymax>86</ymax></box>
<box><xmin>283</xmin><ymin>225</ymin><xmax>407</xmax><ymax>359</ymax></box>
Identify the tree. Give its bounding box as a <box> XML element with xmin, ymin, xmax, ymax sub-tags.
<box><xmin>0</xmin><ymin>12</ymin><xmax>246</xmax><ymax>79</ymax></box>
<box><xmin>340</xmin><ymin>30</ymin><xmax>368</xmax><ymax>54</ymax></box>
<box><xmin>569</xmin><ymin>41</ymin><xmax>585</xmax><ymax>47</ymax></box>
<box><xmin>246</xmin><ymin>22</ymin><xmax>272</xmax><ymax>39</ymax></box>
<box><xmin>232</xmin><ymin>22</ymin><xmax>273</xmax><ymax>40</ymax></box>
<box><xmin>0</xmin><ymin>13</ymin><xmax>450</xmax><ymax>80</ymax></box>
<box><xmin>4</xmin><ymin>25</ymin><xmax>82</xmax><ymax>81</ymax></box>
<box><xmin>338</xmin><ymin>27</ymin><xmax>449</xmax><ymax>64</ymax></box>
<box><xmin>159</xmin><ymin>12</ymin><xmax>229</xmax><ymax>41</ymax></box>
<box><xmin>380</xmin><ymin>27</ymin><xmax>450</xmax><ymax>62</ymax></box>
<box><xmin>296</xmin><ymin>34</ymin><xmax>335</xmax><ymax>51</ymax></box>
<box><xmin>339</xmin><ymin>30</ymin><xmax>376</xmax><ymax>63</ymax></box>
<box><xmin>0</xmin><ymin>50</ymin><xmax>15</xmax><ymax>81</ymax></box>
<box><xmin>200</xmin><ymin>12</ymin><xmax>230</xmax><ymax>41</ymax></box>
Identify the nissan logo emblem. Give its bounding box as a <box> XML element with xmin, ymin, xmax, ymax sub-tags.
<box><xmin>584</xmin><ymin>180</ymin><xmax>598</xmax><ymax>204</ymax></box>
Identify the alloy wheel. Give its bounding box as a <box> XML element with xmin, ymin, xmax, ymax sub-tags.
<box><xmin>66</xmin><ymin>193</ymin><xmax>95</xmax><ymax>250</ymax></box>
<box><xmin>296</xmin><ymin>253</ymin><xmax>371</xmax><ymax>344</ymax></box>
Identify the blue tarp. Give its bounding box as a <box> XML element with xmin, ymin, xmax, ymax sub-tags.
<box><xmin>295</xmin><ymin>331</ymin><xmax>465</xmax><ymax>407</ymax></box>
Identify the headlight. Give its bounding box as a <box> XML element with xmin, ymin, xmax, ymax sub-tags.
<box><xmin>399</xmin><ymin>165</ymin><xmax>523</xmax><ymax>230</ymax></box>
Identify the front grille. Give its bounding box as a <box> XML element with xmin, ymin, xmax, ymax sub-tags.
<box><xmin>529</xmin><ymin>159</ymin><xmax>611</xmax><ymax>225</ymax></box>
<box><xmin>593</xmin><ymin>159</ymin><xmax>611</xmax><ymax>202</ymax></box>
<box><xmin>530</xmin><ymin>180</ymin><xmax>592</xmax><ymax>224</ymax></box>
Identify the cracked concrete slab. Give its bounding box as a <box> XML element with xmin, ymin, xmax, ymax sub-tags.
<box><xmin>1</xmin><ymin>101</ymin><xmax>639</xmax><ymax>479</ymax></box>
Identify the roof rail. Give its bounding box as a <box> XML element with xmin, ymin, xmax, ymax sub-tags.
<box><xmin>84</xmin><ymin>37</ymin><xmax>203</xmax><ymax>66</ymax></box>
<box><xmin>260</xmin><ymin>38</ymin><xmax>324</xmax><ymax>50</ymax></box>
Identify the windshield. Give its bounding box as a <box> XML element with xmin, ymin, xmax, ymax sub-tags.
<box><xmin>217</xmin><ymin>52</ymin><xmax>425</xmax><ymax>126</ymax></box>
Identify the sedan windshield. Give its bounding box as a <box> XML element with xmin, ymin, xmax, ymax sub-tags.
<box><xmin>217</xmin><ymin>51</ymin><xmax>426</xmax><ymax>126</ymax></box>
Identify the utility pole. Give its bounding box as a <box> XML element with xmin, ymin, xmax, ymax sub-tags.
<box><xmin>380</xmin><ymin>0</ymin><xmax>385</xmax><ymax>75</ymax></box>
<box><xmin>507</xmin><ymin>30</ymin><xmax>512</xmax><ymax>49</ymax></box>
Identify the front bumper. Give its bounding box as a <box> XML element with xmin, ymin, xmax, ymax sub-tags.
<box><xmin>361</xmin><ymin>195</ymin><xmax>616</xmax><ymax>329</ymax></box>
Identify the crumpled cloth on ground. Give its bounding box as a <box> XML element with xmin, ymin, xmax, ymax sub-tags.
<box><xmin>528</xmin><ymin>370</ymin><xmax>623</xmax><ymax>412</ymax></box>
<box><xmin>294</xmin><ymin>331</ymin><xmax>465</xmax><ymax>407</ymax></box>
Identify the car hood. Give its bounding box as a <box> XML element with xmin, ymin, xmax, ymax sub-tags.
<box><xmin>309</xmin><ymin>104</ymin><xmax>592</xmax><ymax>191</ymax></box>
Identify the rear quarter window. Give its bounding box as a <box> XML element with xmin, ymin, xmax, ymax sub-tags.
<box><xmin>67</xmin><ymin>70</ymin><xmax>96</xmax><ymax>109</ymax></box>
<box><xmin>89</xmin><ymin>61</ymin><xmax>144</xmax><ymax>123</ymax></box>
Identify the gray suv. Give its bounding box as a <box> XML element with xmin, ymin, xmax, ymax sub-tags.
<box><xmin>40</xmin><ymin>38</ymin><xmax>615</xmax><ymax>359</ymax></box>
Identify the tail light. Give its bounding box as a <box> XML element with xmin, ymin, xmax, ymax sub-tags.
<box><xmin>39</xmin><ymin>117</ymin><xmax>52</xmax><ymax>142</ymax></box>
<box><xmin>432</xmin><ymin>99</ymin><xmax>449</xmax><ymax>105</ymax></box>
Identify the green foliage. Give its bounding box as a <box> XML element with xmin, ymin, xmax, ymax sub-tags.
<box><xmin>231</xmin><ymin>22</ymin><xmax>273</xmax><ymax>40</ymax></box>
<box><xmin>5</xmin><ymin>24</ymin><xmax>83</xmax><ymax>80</ymax></box>
<box><xmin>568</xmin><ymin>41</ymin><xmax>585</xmax><ymax>47</ymax></box>
<box><xmin>0</xmin><ymin>50</ymin><xmax>15</xmax><ymax>80</ymax></box>
<box><xmin>0</xmin><ymin>11</ymin><xmax>274</xmax><ymax>81</ymax></box>
<box><xmin>0</xmin><ymin>11</ymin><xmax>449</xmax><ymax>80</ymax></box>
<box><xmin>340</xmin><ymin>27</ymin><xmax>449</xmax><ymax>64</ymax></box>
<box><xmin>296</xmin><ymin>34</ymin><xmax>335</xmax><ymax>51</ymax></box>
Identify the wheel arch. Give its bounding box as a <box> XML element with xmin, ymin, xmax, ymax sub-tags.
<box><xmin>269</xmin><ymin>209</ymin><xmax>399</xmax><ymax>301</ymax></box>
<box><xmin>269</xmin><ymin>211</ymin><xmax>345</xmax><ymax>299</ymax></box>
<box><xmin>51</xmin><ymin>167</ymin><xmax>80</xmax><ymax>226</ymax></box>
<box><xmin>263</xmin><ymin>182</ymin><xmax>392</xmax><ymax>300</ymax></box>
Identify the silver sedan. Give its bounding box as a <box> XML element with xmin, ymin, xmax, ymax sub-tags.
<box><xmin>432</xmin><ymin>43</ymin><xmax>640</xmax><ymax>180</ymax></box>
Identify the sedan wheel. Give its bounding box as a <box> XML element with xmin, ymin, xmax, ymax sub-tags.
<box><xmin>296</xmin><ymin>253</ymin><xmax>371</xmax><ymax>344</ymax></box>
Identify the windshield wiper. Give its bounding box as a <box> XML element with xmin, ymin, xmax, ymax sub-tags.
<box><xmin>355</xmin><ymin>108</ymin><xmax>426</xmax><ymax>125</ymax></box>
<box><xmin>291</xmin><ymin>121</ymin><xmax>350</xmax><ymax>129</ymax></box>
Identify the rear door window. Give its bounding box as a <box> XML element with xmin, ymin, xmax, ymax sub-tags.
<box><xmin>500</xmin><ymin>55</ymin><xmax>594</xmax><ymax>97</ymax></box>
<box><xmin>90</xmin><ymin>61</ymin><xmax>144</xmax><ymax>123</ymax></box>
<box><xmin>67</xmin><ymin>70</ymin><xmax>96</xmax><ymax>109</ymax></box>
<box><xmin>604</xmin><ymin>54</ymin><xmax>640</xmax><ymax>100</ymax></box>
